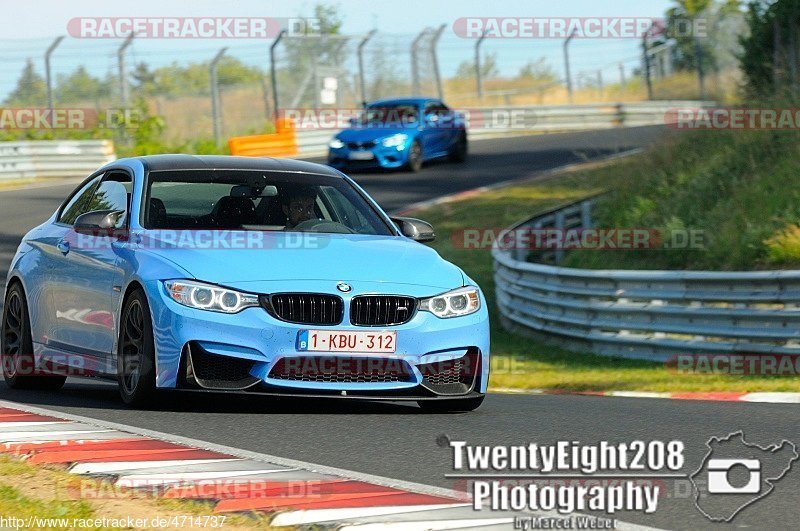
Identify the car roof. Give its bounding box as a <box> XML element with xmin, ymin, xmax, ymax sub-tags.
<box><xmin>127</xmin><ymin>154</ymin><xmax>344</xmax><ymax>177</ymax></box>
<box><xmin>367</xmin><ymin>97</ymin><xmax>440</xmax><ymax>107</ymax></box>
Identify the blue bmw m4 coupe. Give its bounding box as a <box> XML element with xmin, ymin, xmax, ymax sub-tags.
<box><xmin>327</xmin><ymin>98</ymin><xmax>468</xmax><ymax>172</ymax></box>
<box><xmin>2</xmin><ymin>155</ymin><xmax>489</xmax><ymax>411</ymax></box>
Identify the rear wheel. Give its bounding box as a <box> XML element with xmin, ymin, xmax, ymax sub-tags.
<box><xmin>448</xmin><ymin>132</ymin><xmax>467</xmax><ymax>163</ymax></box>
<box><xmin>406</xmin><ymin>141</ymin><xmax>423</xmax><ymax>172</ymax></box>
<box><xmin>117</xmin><ymin>289</ymin><xmax>158</xmax><ymax>407</ymax></box>
<box><xmin>2</xmin><ymin>283</ymin><xmax>66</xmax><ymax>390</ymax></box>
<box><xmin>418</xmin><ymin>395</ymin><xmax>484</xmax><ymax>413</ymax></box>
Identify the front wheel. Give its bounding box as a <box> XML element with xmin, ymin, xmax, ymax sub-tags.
<box><xmin>2</xmin><ymin>283</ymin><xmax>66</xmax><ymax>390</ymax></box>
<box><xmin>117</xmin><ymin>289</ymin><xmax>158</xmax><ymax>407</ymax></box>
<box><xmin>418</xmin><ymin>395</ymin><xmax>484</xmax><ymax>413</ymax></box>
<box><xmin>405</xmin><ymin>141</ymin><xmax>423</xmax><ymax>172</ymax></box>
<box><xmin>448</xmin><ymin>132</ymin><xmax>467</xmax><ymax>163</ymax></box>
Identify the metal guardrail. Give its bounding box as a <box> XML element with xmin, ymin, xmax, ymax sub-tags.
<box><xmin>492</xmin><ymin>196</ymin><xmax>800</xmax><ymax>361</ymax></box>
<box><xmin>293</xmin><ymin>100</ymin><xmax>714</xmax><ymax>157</ymax></box>
<box><xmin>0</xmin><ymin>140</ymin><xmax>115</xmax><ymax>181</ymax></box>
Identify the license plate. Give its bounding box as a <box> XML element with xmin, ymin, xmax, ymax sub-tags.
<box><xmin>348</xmin><ymin>151</ymin><xmax>375</xmax><ymax>160</ymax></box>
<box><xmin>297</xmin><ymin>330</ymin><xmax>396</xmax><ymax>353</ymax></box>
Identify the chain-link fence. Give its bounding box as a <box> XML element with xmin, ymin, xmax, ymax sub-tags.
<box><xmin>0</xmin><ymin>13</ymin><xmax>747</xmax><ymax>148</ymax></box>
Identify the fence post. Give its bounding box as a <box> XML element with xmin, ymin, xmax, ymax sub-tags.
<box><xmin>44</xmin><ymin>36</ymin><xmax>64</xmax><ymax>111</ymax></box>
<box><xmin>694</xmin><ymin>36</ymin><xmax>705</xmax><ymax>100</ymax></box>
<box><xmin>357</xmin><ymin>29</ymin><xmax>376</xmax><ymax>106</ymax></box>
<box><xmin>430</xmin><ymin>24</ymin><xmax>447</xmax><ymax>100</ymax></box>
<box><xmin>210</xmin><ymin>47</ymin><xmax>227</xmax><ymax>148</ymax></box>
<box><xmin>642</xmin><ymin>25</ymin><xmax>654</xmax><ymax>100</ymax></box>
<box><xmin>270</xmin><ymin>29</ymin><xmax>287</xmax><ymax>125</ymax></box>
<box><xmin>117</xmin><ymin>33</ymin><xmax>135</xmax><ymax>107</ymax></box>
<box><xmin>563</xmin><ymin>30</ymin><xmax>576</xmax><ymax>103</ymax></box>
<box><xmin>475</xmin><ymin>30</ymin><xmax>487</xmax><ymax>101</ymax></box>
<box><xmin>410</xmin><ymin>28</ymin><xmax>429</xmax><ymax>95</ymax></box>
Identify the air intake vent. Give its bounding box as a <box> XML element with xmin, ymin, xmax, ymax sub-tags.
<box><xmin>268</xmin><ymin>356</ymin><xmax>414</xmax><ymax>383</ymax></box>
<box><xmin>261</xmin><ymin>294</ymin><xmax>343</xmax><ymax>325</ymax></box>
<box><xmin>350</xmin><ymin>296</ymin><xmax>417</xmax><ymax>326</ymax></box>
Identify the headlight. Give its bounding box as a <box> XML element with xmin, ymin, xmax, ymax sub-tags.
<box><xmin>329</xmin><ymin>138</ymin><xmax>345</xmax><ymax>149</ymax></box>
<box><xmin>419</xmin><ymin>286</ymin><xmax>481</xmax><ymax>318</ymax></box>
<box><xmin>381</xmin><ymin>133</ymin><xmax>408</xmax><ymax>148</ymax></box>
<box><xmin>164</xmin><ymin>280</ymin><xmax>259</xmax><ymax>314</ymax></box>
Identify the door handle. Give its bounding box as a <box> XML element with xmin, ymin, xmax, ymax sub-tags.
<box><xmin>56</xmin><ymin>239</ymin><xmax>70</xmax><ymax>255</ymax></box>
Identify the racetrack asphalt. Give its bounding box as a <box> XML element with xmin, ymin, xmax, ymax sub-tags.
<box><xmin>2</xmin><ymin>127</ymin><xmax>798</xmax><ymax>530</ymax></box>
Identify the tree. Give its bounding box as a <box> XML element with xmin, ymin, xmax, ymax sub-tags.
<box><xmin>739</xmin><ymin>0</ymin><xmax>800</xmax><ymax>97</ymax></box>
<box><xmin>56</xmin><ymin>66</ymin><xmax>112</xmax><ymax>103</ymax></box>
<box><xmin>4</xmin><ymin>59</ymin><xmax>46</xmax><ymax>106</ymax></box>
<box><xmin>454</xmin><ymin>52</ymin><xmax>499</xmax><ymax>79</ymax></box>
<box><xmin>517</xmin><ymin>58</ymin><xmax>558</xmax><ymax>83</ymax></box>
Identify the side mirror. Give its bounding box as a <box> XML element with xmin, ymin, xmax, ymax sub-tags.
<box><xmin>74</xmin><ymin>210</ymin><xmax>125</xmax><ymax>235</ymax></box>
<box><xmin>391</xmin><ymin>216</ymin><xmax>435</xmax><ymax>243</ymax></box>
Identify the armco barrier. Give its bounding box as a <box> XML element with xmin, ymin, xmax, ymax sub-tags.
<box><xmin>275</xmin><ymin>100</ymin><xmax>714</xmax><ymax>158</ymax></box>
<box><xmin>492</xmin><ymin>197</ymin><xmax>800</xmax><ymax>361</ymax></box>
<box><xmin>0</xmin><ymin>140</ymin><xmax>115</xmax><ymax>181</ymax></box>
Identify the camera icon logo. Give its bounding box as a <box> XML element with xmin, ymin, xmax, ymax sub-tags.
<box><xmin>707</xmin><ymin>458</ymin><xmax>761</xmax><ymax>494</ymax></box>
<box><xmin>691</xmin><ymin>431</ymin><xmax>797</xmax><ymax>522</ymax></box>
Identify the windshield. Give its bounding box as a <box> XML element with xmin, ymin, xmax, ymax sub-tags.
<box><xmin>361</xmin><ymin>104</ymin><xmax>419</xmax><ymax>127</ymax></box>
<box><xmin>144</xmin><ymin>170</ymin><xmax>393</xmax><ymax>235</ymax></box>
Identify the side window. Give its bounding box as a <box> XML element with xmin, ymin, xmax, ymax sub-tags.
<box><xmin>58</xmin><ymin>176</ymin><xmax>102</xmax><ymax>225</ymax></box>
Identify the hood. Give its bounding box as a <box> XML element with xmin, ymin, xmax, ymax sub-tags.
<box><xmin>141</xmin><ymin>232</ymin><xmax>463</xmax><ymax>290</ymax></box>
<box><xmin>336</xmin><ymin>125</ymin><xmax>415</xmax><ymax>143</ymax></box>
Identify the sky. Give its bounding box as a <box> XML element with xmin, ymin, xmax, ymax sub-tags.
<box><xmin>0</xmin><ymin>0</ymin><xmax>677</xmax><ymax>101</ymax></box>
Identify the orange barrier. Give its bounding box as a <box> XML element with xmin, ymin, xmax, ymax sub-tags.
<box><xmin>228</xmin><ymin>119</ymin><xmax>297</xmax><ymax>157</ymax></box>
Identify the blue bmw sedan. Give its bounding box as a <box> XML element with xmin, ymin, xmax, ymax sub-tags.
<box><xmin>2</xmin><ymin>155</ymin><xmax>489</xmax><ymax>411</ymax></box>
<box><xmin>327</xmin><ymin>98</ymin><xmax>468</xmax><ymax>172</ymax></box>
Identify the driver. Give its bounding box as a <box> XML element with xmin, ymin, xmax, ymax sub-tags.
<box><xmin>281</xmin><ymin>186</ymin><xmax>318</xmax><ymax>229</ymax></box>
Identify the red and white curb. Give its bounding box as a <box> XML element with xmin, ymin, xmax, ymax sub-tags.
<box><xmin>492</xmin><ymin>388</ymin><xmax>800</xmax><ymax>403</ymax></box>
<box><xmin>0</xmin><ymin>400</ymin><xmax>661</xmax><ymax>530</ymax></box>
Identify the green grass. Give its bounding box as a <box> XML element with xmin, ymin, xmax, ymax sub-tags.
<box><xmin>414</xmin><ymin>157</ymin><xmax>800</xmax><ymax>392</ymax></box>
<box><xmin>561</xmin><ymin>128</ymin><xmax>800</xmax><ymax>271</ymax></box>
<box><xmin>0</xmin><ymin>456</ymin><xmax>280</xmax><ymax>530</ymax></box>
<box><xmin>0</xmin><ymin>457</ymin><xmax>110</xmax><ymax>530</ymax></box>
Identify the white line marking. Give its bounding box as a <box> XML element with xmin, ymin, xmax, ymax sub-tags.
<box><xmin>741</xmin><ymin>392</ymin><xmax>800</xmax><ymax>403</ymax></box>
<box><xmin>115</xmin><ymin>468</ymin><xmax>298</xmax><ymax>487</ymax></box>
<box><xmin>69</xmin><ymin>458</ymin><xmax>239</xmax><ymax>475</ymax></box>
<box><xmin>0</xmin><ymin>430</ymin><xmax>112</xmax><ymax>442</ymax></box>
<box><xmin>0</xmin><ymin>421</ymin><xmax>69</xmax><ymax>428</ymax></box>
<box><xmin>270</xmin><ymin>504</ymin><xmax>470</xmax><ymax>527</ymax></box>
<box><xmin>338</xmin><ymin>518</ymin><xmax>515</xmax><ymax>530</ymax></box>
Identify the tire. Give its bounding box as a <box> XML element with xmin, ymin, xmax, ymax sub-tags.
<box><xmin>117</xmin><ymin>289</ymin><xmax>158</xmax><ymax>407</ymax></box>
<box><xmin>405</xmin><ymin>141</ymin><xmax>423</xmax><ymax>172</ymax></box>
<box><xmin>2</xmin><ymin>283</ymin><xmax>66</xmax><ymax>390</ymax></box>
<box><xmin>448</xmin><ymin>132</ymin><xmax>467</xmax><ymax>163</ymax></box>
<box><xmin>417</xmin><ymin>395</ymin><xmax>484</xmax><ymax>413</ymax></box>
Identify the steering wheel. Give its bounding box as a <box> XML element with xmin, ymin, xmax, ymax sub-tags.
<box><xmin>293</xmin><ymin>218</ymin><xmax>354</xmax><ymax>234</ymax></box>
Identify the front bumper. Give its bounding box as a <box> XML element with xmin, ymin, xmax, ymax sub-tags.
<box><xmin>327</xmin><ymin>144</ymin><xmax>409</xmax><ymax>170</ymax></box>
<box><xmin>143</xmin><ymin>281</ymin><xmax>490</xmax><ymax>398</ymax></box>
